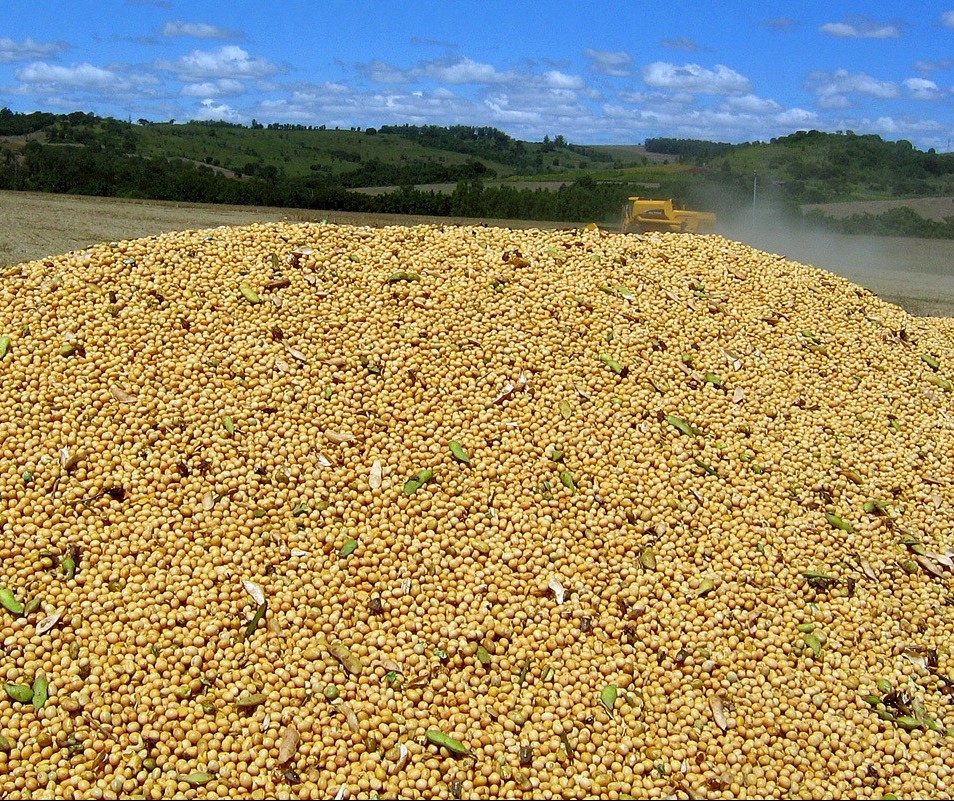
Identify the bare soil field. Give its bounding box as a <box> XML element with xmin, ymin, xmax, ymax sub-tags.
<box><xmin>3</xmin><ymin>189</ymin><xmax>953</xmax><ymax>318</ymax></box>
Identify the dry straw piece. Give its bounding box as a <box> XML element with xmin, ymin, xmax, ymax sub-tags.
<box><xmin>0</xmin><ymin>220</ymin><xmax>952</xmax><ymax>799</ymax></box>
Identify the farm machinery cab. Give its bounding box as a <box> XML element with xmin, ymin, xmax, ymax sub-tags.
<box><xmin>622</xmin><ymin>197</ymin><xmax>716</xmax><ymax>234</ymax></box>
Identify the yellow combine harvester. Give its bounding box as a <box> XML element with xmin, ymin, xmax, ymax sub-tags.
<box><xmin>621</xmin><ymin>197</ymin><xmax>716</xmax><ymax>234</ymax></box>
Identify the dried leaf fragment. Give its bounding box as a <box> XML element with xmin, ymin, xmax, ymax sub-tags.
<box><xmin>109</xmin><ymin>385</ymin><xmax>137</xmax><ymax>403</ymax></box>
<box><xmin>36</xmin><ymin>607</ymin><xmax>64</xmax><ymax>635</ymax></box>
<box><xmin>278</xmin><ymin>725</ymin><xmax>300</xmax><ymax>764</ymax></box>
<box><xmin>369</xmin><ymin>459</ymin><xmax>383</xmax><ymax>490</ymax></box>
<box><xmin>242</xmin><ymin>580</ymin><xmax>266</xmax><ymax>607</ymax></box>
<box><xmin>235</xmin><ymin>692</ymin><xmax>266</xmax><ymax>709</ymax></box>
<box><xmin>709</xmin><ymin>695</ymin><xmax>728</xmax><ymax>732</ymax></box>
<box><xmin>548</xmin><ymin>575</ymin><xmax>566</xmax><ymax>605</ymax></box>
<box><xmin>283</xmin><ymin>343</ymin><xmax>308</xmax><ymax>362</ymax></box>
<box><xmin>329</xmin><ymin>642</ymin><xmax>363</xmax><ymax>675</ymax></box>
<box><xmin>325</xmin><ymin>430</ymin><xmax>355</xmax><ymax>445</ymax></box>
<box><xmin>0</xmin><ymin>335</ymin><xmax>9</xmax><ymax>359</ymax></box>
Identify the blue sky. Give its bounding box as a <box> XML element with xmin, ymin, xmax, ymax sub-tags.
<box><xmin>2</xmin><ymin>1</ymin><xmax>954</xmax><ymax>149</ymax></box>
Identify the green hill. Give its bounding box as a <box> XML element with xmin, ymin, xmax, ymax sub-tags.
<box><xmin>710</xmin><ymin>130</ymin><xmax>954</xmax><ymax>204</ymax></box>
<box><xmin>4</xmin><ymin>109</ymin><xmax>954</xmax><ymax>236</ymax></box>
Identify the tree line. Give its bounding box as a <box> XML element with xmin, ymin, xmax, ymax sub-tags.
<box><xmin>0</xmin><ymin>139</ymin><xmax>651</xmax><ymax>223</ymax></box>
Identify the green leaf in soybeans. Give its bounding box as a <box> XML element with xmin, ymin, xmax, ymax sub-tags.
<box><xmin>876</xmin><ymin>679</ymin><xmax>894</xmax><ymax>695</ymax></box>
<box><xmin>694</xmin><ymin>459</ymin><xmax>719</xmax><ymax>477</ymax></box>
<box><xmin>549</xmin><ymin>447</ymin><xmax>564</xmax><ymax>462</ymax></box>
<box><xmin>222</xmin><ymin>415</ymin><xmax>236</xmax><ymax>435</ymax></box>
<box><xmin>600</xmin><ymin>685</ymin><xmax>618</xmax><ymax>714</ymax></box>
<box><xmin>796</xmin><ymin>623</ymin><xmax>815</xmax><ymax>634</ymax></box>
<box><xmin>702</xmin><ymin>373</ymin><xmax>723</xmax><ymax>388</ymax></box>
<box><xmin>598</xmin><ymin>353</ymin><xmax>625</xmax><ymax>375</ymax></box>
<box><xmin>180</xmin><ymin>772</ymin><xmax>215</xmax><ymax>786</ymax></box>
<box><xmin>862</xmin><ymin>695</ymin><xmax>883</xmax><ymax>708</ymax></box>
<box><xmin>386</xmin><ymin>270</ymin><xmax>420</xmax><ymax>284</ymax></box>
<box><xmin>292</xmin><ymin>502</ymin><xmax>308</xmax><ymax>516</ymax></box>
<box><xmin>558</xmin><ymin>400</ymin><xmax>573</xmax><ymax>419</ymax></box>
<box><xmin>449</xmin><ymin>441</ymin><xmax>471</xmax><ymax>464</ymax></box>
<box><xmin>243</xmin><ymin>602</ymin><xmax>267</xmax><ymax>640</ymax></box>
<box><xmin>426</xmin><ymin>729</ymin><xmax>470</xmax><ymax>756</ymax></box>
<box><xmin>339</xmin><ymin>539</ymin><xmax>358</xmax><ymax>558</ymax></box>
<box><xmin>895</xmin><ymin>716</ymin><xmax>923</xmax><ymax>731</ymax></box>
<box><xmin>921</xmin><ymin>352</ymin><xmax>940</xmax><ymax>370</ymax></box>
<box><xmin>696</xmin><ymin>578</ymin><xmax>715</xmax><ymax>597</ymax></box>
<box><xmin>560</xmin><ymin>470</ymin><xmax>578</xmax><ymax>494</ymax></box>
<box><xmin>32</xmin><ymin>674</ymin><xmax>48</xmax><ymax>710</ymax></box>
<box><xmin>403</xmin><ymin>468</ymin><xmax>435</xmax><ymax>495</ymax></box>
<box><xmin>0</xmin><ymin>588</ymin><xmax>24</xmax><ymax>616</ymax></box>
<box><xmin>0</xmin><ymin>335</ymin><xmax>9</xmax><ymax>359</ymax></box>
<box><xmin>61</xmin><ymin>555</ymin><xmax>77</xmax><ymax>580</ymax></box>
<box><xmin>476</xmin><ymin>646</ymin><xmax>492</xmax><ymax>665</ymax></box>
<box><xmin>825</xmin><ymin>512</ymin><xmax>854</xmax><ymax>533</ymax></box>
<box><xmin>4</xmin><ymin>683</ymin><xmax>32</xmax><ymax>704</ymax></box>
<box><xmin>926</xmin><ymin>374</ymin><xmax>953</xmax><ymax>392</ymax></box>
<box><xmin>665</xmin><ymin>414</ymin><xmax>700</xmax><ymax>437</ymax></box>
<box><xmin>864</xmin><ymin>499</ymin><xmax>890</xmax><ymax>516</ymax></box>
<box><xmin>239</xmin><ymin>282</ymin><xmax>262</xmax><ymax>304</ymax></box>
<box><xmin>803</xmin><ymin>632</ymin><xmax>823</xmax><ymax>657</ymax></box>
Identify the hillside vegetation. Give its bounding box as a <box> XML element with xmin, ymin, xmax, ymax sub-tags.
<box><xmin>2</xmin><ymin>109</ymin><xmax>954</xmax><ymax>236</ymax></box>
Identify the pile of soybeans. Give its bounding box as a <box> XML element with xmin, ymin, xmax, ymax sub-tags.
<box><xmin>1</xmin><ymin>221</ymin><xmax>953</xmax><ymax>801</ymax></box>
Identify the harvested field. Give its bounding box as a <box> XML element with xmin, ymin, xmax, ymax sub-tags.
<box><xmin>804</xmin><ymin>196</ymin><xmax>954</xmax><ymax>222</ymax></box>
<box><xmin>0</xmin><ymin>220</ymin><xmax>953</xmax><ymax>799</ymax></box>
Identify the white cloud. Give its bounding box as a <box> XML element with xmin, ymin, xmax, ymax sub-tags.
<box><xmin>903</xmin><ymin>77</ymin><xmax>943</xmax><ymax>100</ymax></box>
<box><xmin>941</xmin><ymin>11</ymin><xmax>954</xmax><ymax>28</ymax></box>
<box><xmin>162</xmin><ymin>21</ymin><xmax>237</xmax><ymax>39</ymax></box>
<box><xmin>422</xmin><ymin>56</ymin><xmax>514</xmax><ymax>85</ymax></box>
<box><xmin>819</xmin><ymin>17</ymin><xmax>903</xmax><ymax>39</ymax></box>
<box><xmin>720</xmin><ymin>94</ymin><xmax>782</xmax><ymax>114</ymax></box>
<box><xmin>584</xmin><ymin>49</ymin><xmax>632</xmax><ymax>77</ymax></box>
<box><xmin>541</xmin><ymin>70</ymin><xmax>584</xmax><ymax>90</ymax></box>
<box><xmin>642</xmin><ymin>62</ymin><xmax>751</xmax><ymax>95</ymax></box>
<box><xmin>0</xmin><ymin>37</ymin><xmax>66</xmax><ymax>64</ymax></box>
<box><xmin>159</xmin><ymin>46</ymin><xmax>278</xmax><ymax>81</ymax></box>
<box><xmin>16</xmin><ymin>61</ymin><xmax>133</xmax><ymax>91</ymax></box>
<box><xmin>192</xmin><ymin>98</ymin><xmax>243</xmax><ymax>122</ymax></box>
<box><xmin>182</xmin><ymin>79</ymin><xmax>246</xmax><ymax>97</ymax></box>
<box><xmin>807</xmin><ymin>69</ymin><xmax>899</xmax><ymax>109</ymax></box>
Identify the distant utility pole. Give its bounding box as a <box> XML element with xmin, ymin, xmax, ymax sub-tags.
<box><xmin>752</xmin><ymin>175</ymin><xmax>758</xmax><ymax>210</ymax></box>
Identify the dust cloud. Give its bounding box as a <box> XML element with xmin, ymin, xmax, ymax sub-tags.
<box><xmin>717</xmin><ymin>204</ymin><xmax>954</xmax><ymax>318</ymax></box>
